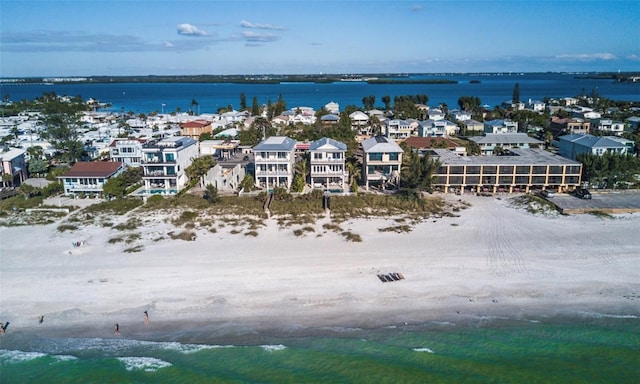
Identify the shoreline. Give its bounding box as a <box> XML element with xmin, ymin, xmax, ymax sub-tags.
<box><xmin>2</xmin><ymin>194</ymin><xmax>639</xmax><ymax>346</ymax></box>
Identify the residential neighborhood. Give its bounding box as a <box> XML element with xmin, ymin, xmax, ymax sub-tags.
<box><xmin>0</xmin><ymin>88</ymin><xmax>639</xmax><ymax>204</ymax></box>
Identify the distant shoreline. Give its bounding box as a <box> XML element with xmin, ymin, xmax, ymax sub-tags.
<box><xmin>2</xmin><ymin>71</ymin><xmax>639</xmax><ymax>85</ymax></box>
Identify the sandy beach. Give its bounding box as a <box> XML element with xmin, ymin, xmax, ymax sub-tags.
<box><xmin>1</xmin><ymin>194</ymin><xmax>639</xmax><ymax>341</ymax></box>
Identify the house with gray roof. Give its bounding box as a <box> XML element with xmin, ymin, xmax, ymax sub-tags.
<box><xmin>309</xmin><ymin>137</ymin><xmax>348</xmax><ymax>193</ymax></box>
<box><xmin>470</xmin><ymin>133</ymin><xmax>543</xmax><ymax>155</ymax></box>
<box><xmin>252</xmin><ymin>136</ymin><xmax>297</xmax><ymax>190</ymax></box>
<box><xmin>418</xmin><ymin>119</ymin><xmax>459</xmax><ymax>138</ymax></box>
<box><xmin>361</xmin><ymin>136</ymin><xmax>403</xmax><ymax>190</ymax></box>
<box><xmin>557</xmin><ymin>133</ymin><xmax>634</xmax><ymax>160</ymax></box>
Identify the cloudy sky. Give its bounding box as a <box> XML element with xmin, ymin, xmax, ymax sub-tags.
<box><xmin>1</xmin><ymin>0</ymin><xmax>638</xmax><ymax>76</ymax></box>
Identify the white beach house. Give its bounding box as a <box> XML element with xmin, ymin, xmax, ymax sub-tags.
<box><xmin>140</xmin><ymin>136</ymin><xmax>199</xmax><ymax>195</ymax></box>
<box><xmin>252</xmin><ymin>136</ymin><xmax>297</xmax><ymax>191</ymax></box>
<box><xmin>309</xmin><ymin>137</ymin><xmax>348</xmax><ymax>193</ymax></box>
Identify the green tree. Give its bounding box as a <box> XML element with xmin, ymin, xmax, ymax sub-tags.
<box><xmin>28</xmin><ymin>158</ymin><xmax>49</xmax><ymax>176</ymax></box>
<box><xmin>185</xmin><ymin>155</ymin><xmax>217</xmax><ymax>185</ymax></box>
<box><xmin>381</xmin><ymin>95</ymin><xmax>391</xmax><ymax>111</ymax></box>
<box><xmin>512</xmin><ymin>83</ymin><xmax>520</xmax><ymax>104</ymax></box>
<box><xmin>39</xmin><ymin>96</ymin><xmax>86</xmax><ymax>164</ymax></box>
<box><xmin>251</xmin><ymin>96</ymin><xmax>260</xmax><ymax>116</ymax></box>
<box><xmin>291</xmin><ymin>174</ymin><xmax>305</xmax><ymax>192</ymax></box>
<box><xmin>18</xmin><ymin>183</ymin><xmax>36</xmax><ymax>199</ymax></box>
<box><xmin>204</xmin><ymin>184</ymin><xmax>220</xmax><ymax>203</ymax></box>
<box><xmin>239</xmin><ymin>174</ymin><xmax>256</xmax><ymax>192</ymax></box>
<box><xmin>345</xmin><ymin>160</ymin><xmax>361</xmax><ymax>193</ymax></box>
<box><xmin>240</xmin><ymin>93</ymin><xmax>247</xmax><ymax>111</ymax></box>
<box><xmin>400</xmin><ymin>143</ymin><xmax>440</xmax><ymax>196</ymax></box>
<box><xmin>102</xmin><ymin>176</ymin><xmax>126</xmax><ymax>198</ymax></box>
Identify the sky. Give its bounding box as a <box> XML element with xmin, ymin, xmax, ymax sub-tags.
<box><xmin>1</xmin><ymin>0</ymin><xmax>638</xmax><ymax>77</ymax></box>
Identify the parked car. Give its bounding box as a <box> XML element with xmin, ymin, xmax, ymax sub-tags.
<box><xmin>574</xmin><ymin>188</ymin><xmax>592</xmax><ymax>199</ymax></box>
<box><xmin>540</xmin><ymin>190</ymin><xmax>554</xmax><ymax>198</ymax></box>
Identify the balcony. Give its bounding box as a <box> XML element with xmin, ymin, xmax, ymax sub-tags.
<box><xmin>143</xmin><ymin>170</ymin><xmax>177</xmax><ymax>178</ymax></box>
<box><xmin>142</xmin><ymin>158</ymin><xmax>176</xmax><ymax>164</ymax></box>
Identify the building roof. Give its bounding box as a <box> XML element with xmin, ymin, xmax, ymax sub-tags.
<box><xmin>310</xmin><ymin>137</ymin><xmax>347</xmax><ymax>151</ymax></box>
<box><xmin>432</xmin><ymin>148</ymin><xmax>581</xmax><ymax>166</ymax></box>
<box><xmin>470</xmin><ymin>133</ymin><xmax>543</xmax><ymax>145</ymax></box>
<box><xmin>362</xmin><ymin>136</ymin><xmax>403</xmax><ymax>153</ymax></box>
<box><xmin>0</xmin><ymin>148</ymin><xmax>26</xmax><ymax>161</ymax></box>
<box><xmin>320</xmin><ymin>114</ymin><xmax>339</xmax><ymax>121</ymax></box>
<box><xmin>59</xmin><ymin>162</ymin><xmax>123</xmax><ymax>178</ymax></box>
<box><xmin>180</xmin><ymin>119</ymin><xmax>211</xmax><ymax>128</ymax></box>
<box><xmin>253</xmin><ymin>136</ymin><xmax>297</xmax><ymax>152</ymax></box>
<box><xmin>558</xmin><ymin>133</ymin><xmax>632</xmax><ymax>149</ymax></box>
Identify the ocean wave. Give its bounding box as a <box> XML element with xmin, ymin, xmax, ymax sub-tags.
<box><xmin>0</xmin><ymin>349</ymin><xmax>47</xmax><ymax>363</ymax></box>
<box><xmin>260</xmin><ymin>344</ymin><xmax>287</xmax><ymax>352</ymax></box>
<box><xmin>159</xmin><ymin>342</ymin><xmax>235</xmax><ymax>354</ymax></box>
<box><xmin>117</xmin><ymin>356</ymin><xmax>172</xmax><ymax>372</ymax></box>
<box><xmin>412</xmin><ymin>347</ymin><xmax>435</xmax><ymax>353</ymax></box>
<box><xmin>52</xmin><ymin>354</ymin><xmax>79</xmax><ymax>362</ymax></box>
<box><xmin>577</xmin><ymin>312</ymin><xmax>639</xmax><ymax>319</ymax></box>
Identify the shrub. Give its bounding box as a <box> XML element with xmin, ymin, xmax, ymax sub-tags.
<box><xmin>57</xmin><ymin>224</ymin><xmax>78</xmax><ymax>232</ymax></box>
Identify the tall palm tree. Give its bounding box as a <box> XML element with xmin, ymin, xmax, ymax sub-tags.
<box><xmin>345</xmin><ymin>160</ymin><xmax>361</xmax><ymax>193</ymax></box>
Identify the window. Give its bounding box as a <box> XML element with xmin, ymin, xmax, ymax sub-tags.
<box><xmin>389</xmin><ymin>153</ymin><xmax>399</xmax><ymax>161</ymax></box>
<box><xmin>369</xmin><ymin>153</ymin><xmax>382</xmax><ymax>161</ymax></box>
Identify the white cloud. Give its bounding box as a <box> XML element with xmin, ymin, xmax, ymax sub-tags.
<box><xmin>177</xmin><ymin>23</ymin><xmax>208</xmax><ymax>36</ymax></box>
<box><xmin>555</xmin><ymin>53</ymin><xmax>616</xmax><ymax>61</ymax></box>
<box><xmin>626</xmin><ymin>54</ymin><xmax>640</xmax><ymax>61</ymax></box>
<box><xmin>242</xmin><ymin>31</ymin><xmax>278</xmax><ymax>43</ymax></box>
<box><xmin>411</xmin><ymin>5</ymin><xmax>423</xmax><ymax>12</ymax></box>
<box><xmin>240</xmin><ymin>20</ymin><xmax>285</xmax><ymax>30</ymax></box>
<box><xmin>163</xmin><ymin>41</ymin><xmax>174</xmax><ymax>48</ymax></box>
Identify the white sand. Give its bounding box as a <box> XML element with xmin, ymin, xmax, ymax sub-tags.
<box><xmin>1</xmin><ymin>195</ymin><xmax>639</xmax><ymax>339</ymax></box>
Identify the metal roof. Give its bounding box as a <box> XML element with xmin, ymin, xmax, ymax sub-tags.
<box><xmin>252</xmin><ymin>136</ymin><xmax>297</xmax><ymax>151</ymax></box>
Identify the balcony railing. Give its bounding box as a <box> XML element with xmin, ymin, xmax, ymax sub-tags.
<box><xmin>142</xmin><ymin>158</ymin><xmax>176</xmax><ymax>164</ymax></box>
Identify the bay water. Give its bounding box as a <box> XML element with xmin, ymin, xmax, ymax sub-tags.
<box><xmin>2</xmin><ymin>73</ymin><xmax>638</xmax><ymax>115</ymax></box>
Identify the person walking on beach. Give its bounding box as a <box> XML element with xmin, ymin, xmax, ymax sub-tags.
<box><xmin>39</xmin><ymin>315</ymin><xmax>44</xmax><ymax>324</ymax></box>
<box><xmin>114</xmin><ymin>323</ymin><xmax>120</xmax><ymax>336</ymax></box>
<box><xmin>143</xmin><ymin>311</ymin><xmax>149</xmax><ymax>325</ymax></box>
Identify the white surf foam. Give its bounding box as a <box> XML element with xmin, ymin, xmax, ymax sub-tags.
<box><xmin>0</xmin><ymin>349</ymin><xmax>47</xmax><ymax>363</ymax></box>
<box><xmin>412</xmin><ymin>347</ymin><xmax>435</xmax><ymax>353</ymax></box>
<box><xmin>159</xmin><ymin>341</ymin><xmax>234</xmax><ymax>354</ymax></box>
<box><xmin>117</xmin><ymin>356</ymin><xmax>172</xmax><ymax>372</ymax></box>
<box><xmin>260</xmin><ymin>344</ymin><xmax>287</xmax><ymax>352</ymax></box>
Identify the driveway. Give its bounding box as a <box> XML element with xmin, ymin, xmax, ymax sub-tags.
<box><xmin>545</xmin><ymin>190</ymin><xmax>640</xmax><ymax>214</ymax></box>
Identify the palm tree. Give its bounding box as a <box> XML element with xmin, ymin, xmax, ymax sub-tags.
<box><xmin>295</xmin><ymin>154</ymin><xmax>310</xmax><ymax>185</ymax></box>
<box><xmin>345</xmin><ymin>160</ymin><xmax>361</xmax><ymax>193</ymax></box>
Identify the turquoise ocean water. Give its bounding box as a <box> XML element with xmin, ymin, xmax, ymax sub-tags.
<box><xmin>1</xmin><ymin>317</ymin><xmax>638</xmax><ymax>383</ymax></box>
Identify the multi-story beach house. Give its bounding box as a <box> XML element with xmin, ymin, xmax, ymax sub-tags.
<box><xmin>591</xmin><ymin>119</ymin><xmax>625</xmax><ymax>136</ymax></box>
<box><xmin>180</xmin><ymin>119</ymin><xmax>213</xmax><ymax>140</ymax></box>
<box><xmin>0</xmin><ymin>147</ymin><xmax>28</xmax><ymax>187</ymax></box>
<box><xmin>252</xmin><ymin>136</ymin><xmax>297</xmax><ymax>191</ymax></box>
<box><xmin>361</xmin><ymin>136</ymin><xmax>403</xmax><ymax>190</ymax></box>
<box><xmin>109</xmin><ymin>138</ymin><xmax>145</xmax><ymax>167</ymax></box>
<box><xmin>309</xmin><ymin>137</ymin><xmax>348</xmax><ymax>193</ymax></box>
<box><xmin>432</xmin><ymin>148</ymin><xmax>582</xmax><ymax>194</ymax></box>
<box><xmin>384</xmin><ymin>119</ymin><xmax>416</xmax><ymax>140</ymax></box>
<box><xmin>549</xmin><ymin>117</ymin><xmax>590</xmax><ymax>136</ymax></box>
<box><xmin>469</xmin><ymin>133</ymin><xmax>543</xmax><ymax>155</ymax></box>
<box><xmin>140</xmin><ymin>136</ymin><xmax>199</xmax><ymax>195</ymax></box>
<box><xmin>58</xmin><ymin>161</ymin><xmax>125</xmax><ymax>196</ymax></box>
<box><xmin>484</xmin><ymin>119</ymin><xmax>518</xmax><ymax>134</ymax></box>
<box><xmin>418</xmin><ymin>119</ymin><xmax>459</xmax><ymax>137</ymax></box>
<box><xmin>557</xmin><ymin>133</ymin><xmax>635</xmax><ymax>160</ymax></box>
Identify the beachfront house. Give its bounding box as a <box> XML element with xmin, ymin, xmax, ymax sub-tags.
<box><xmin>484</xmin><ymin>119</ymin><xmax>518</xmax><ymax>134</ymax></box>
<box><xmin>361</xmin><ymin>136</ymin><xmax>403</xmax><ymax>190</ymax></box>
<box><xmin>557</xmin><ymin>133</ymin><xmax>635</xmax><ymax>160</ymax></box>
<box><xmin>202</xmin><ymin>163</ymin><xmax>245</xmax><ymax>193</ymax></box>
<box><xmin>309</xmin><ymin>137</ymin><xmax>348</xmax><ymax>193</ymax></box>
<box><xmin>58</xmin><ymin>161</ymin><xmax>125</xmax><ymax>196</ymax></box>
<box><xmin>252</xmin><ymin>136</ymin><xmax>297</xmax><ymax>191</ymax></box>
<box><xmin>109</xmin><ymin>138</ymin><xmax>145</xmax><ymax>167</ymax></box>
<box><xmin>140</xmin><ymin>136</ymin><xmax>199</xmax><ymax>195</ymax></box>
<box><xmin>469</xmin><ymin>133</ymin><xmax>543</xmax><ymax>155</ymax></box>
<box><xmin>0</xmin><ymin>147</ymin><xmax>28</xmax><ymax>187</ymax></box>
<box><xmin>432</xmin><ymin>148</ymin><xmax>582</xmax><ymax>194</ymax></box>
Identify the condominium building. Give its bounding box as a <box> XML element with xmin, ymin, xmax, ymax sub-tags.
<box><xmin>432</xmin><ymin>148</ymin><xmax>582</xmax><ymax>194</ymax></box>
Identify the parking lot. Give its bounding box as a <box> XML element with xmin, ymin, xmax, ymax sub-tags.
<box><xmin>546</xmin><ymin>190</ymin><xmax>640</xmax><ymax>214</ymax></box>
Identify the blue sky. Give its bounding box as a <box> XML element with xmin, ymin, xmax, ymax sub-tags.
<box><xmin>1</xmin><ymin>0</ymin><xmax>638</xmax><ymax>76</ymax></box>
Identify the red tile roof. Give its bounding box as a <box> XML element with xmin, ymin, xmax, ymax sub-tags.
<box><xmin>59</xmin><ymin>162</ymin><xmax>124</xmax><ymax>178</ymax></box>
<box><xmin>181</xmin><ymin>119</ymin><xmax>211</xmax><ymax>128</ymax></box>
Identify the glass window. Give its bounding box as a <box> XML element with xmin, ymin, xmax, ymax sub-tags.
<box><xmin>389</xmin><ymin>153</ymin><xmax>399</xmax><ymax>161</ymax></box>
<box><xmin>369</xmin><ymin>153</ymin><xmax>382</xmax><ymax>161</ymax></box>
